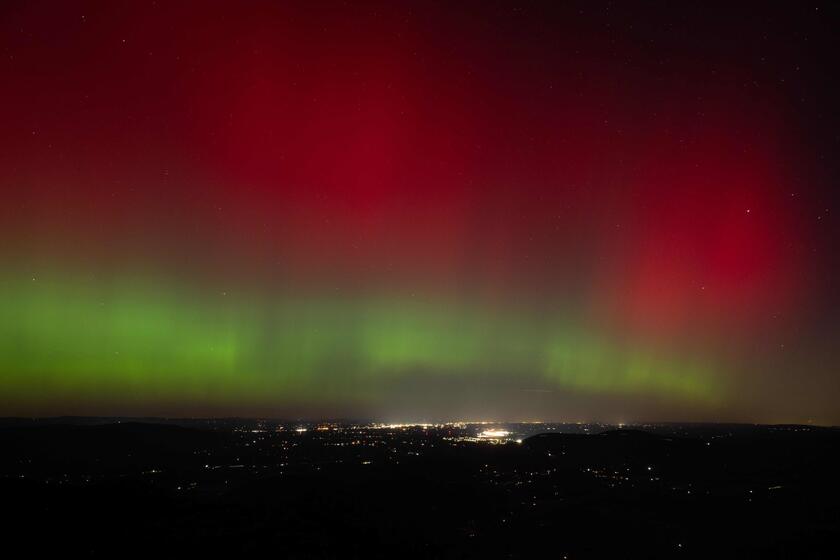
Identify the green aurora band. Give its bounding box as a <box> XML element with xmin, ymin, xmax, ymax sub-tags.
<box><xmin>0</xmin><ymin>272</ymin><xmax>725</xmax><ymax>413</ymax></box>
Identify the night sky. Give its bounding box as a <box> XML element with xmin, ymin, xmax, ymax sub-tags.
<box><xmin>1</xmin><ymin>1</ymin><xmax>838</xmax><ymax>423</ymax></box>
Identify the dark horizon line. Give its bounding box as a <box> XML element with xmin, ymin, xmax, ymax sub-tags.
<box><xmin>1</xmin><ymin>416</ymin><xmax>837</xmax><ymax>429</ymax></box>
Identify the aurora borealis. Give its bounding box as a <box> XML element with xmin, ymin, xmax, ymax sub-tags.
<box><xmin>1</xmin><ymin>2</ymin><xmax>838</xmax><ymax>423</ymax></box>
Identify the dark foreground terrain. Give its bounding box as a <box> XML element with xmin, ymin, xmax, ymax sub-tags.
<box><xmin>1</xmin><ymin>419</ymin><xmax>838</xmax><ymax>558</ymax></box>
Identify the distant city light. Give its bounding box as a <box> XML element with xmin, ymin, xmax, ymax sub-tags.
<box><xmin>478</xmin><ymin>429</ymin><xmax>511</xmax><ymax>438</ymax></box>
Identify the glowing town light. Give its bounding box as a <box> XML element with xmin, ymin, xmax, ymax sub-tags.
<box><xmin>478</xmin><ymin>429</ymin><xmax>511</xmax><ymax>438</ymax></box>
